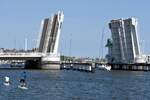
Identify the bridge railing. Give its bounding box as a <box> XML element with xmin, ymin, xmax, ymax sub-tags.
<box><xmin>0</xmin><ymin>52</ymin><xmax>43</xmax><ymax>57</ymax></box>
<box><xmin>0</xmin><ymin>52</ymin><xmax>60</xmax><ymax>57</ymax></box>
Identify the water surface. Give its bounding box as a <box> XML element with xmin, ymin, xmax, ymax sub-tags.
<box><xmin>0</xmin><ymin>69</ymin><xmax>150</xmax><ymax>100</ymax></box>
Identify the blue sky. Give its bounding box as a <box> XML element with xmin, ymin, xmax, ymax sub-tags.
<box><xmin>0</xmin><ymin>0</ymin><xmax>150</xmax><ymax>57</ymax></box>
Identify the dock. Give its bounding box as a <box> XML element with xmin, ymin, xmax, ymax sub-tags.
<box><xmin>109</xmin><ymin>63</ymin><xmax>150</xmax><ymax>71</ymax></box>
<box><xmin>60</xmin><ymin>62</ymin><xmax>95</xmax><ymax>72</ymax></box>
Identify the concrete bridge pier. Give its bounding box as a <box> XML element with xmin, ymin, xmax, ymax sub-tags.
<box><xmin>40</xmin><ymin>62</ymin><xmax>60</xmax><ymax>70</ymax></box>
<box><xmin>24</xmin><ymin>54</ymin><xmax>60</xmax><ymax>69</ymax></box>
<box><xmin>25</xmin><ymin>60</ymin><xmax>60</xmax><ymax>70</ymax></box>
<box><xmin>39</xmin><ymin>54</ymin><xmax>60</xmax><ymax>70</ymax></box>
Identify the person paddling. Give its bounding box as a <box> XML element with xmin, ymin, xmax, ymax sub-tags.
<box><xmin>20</xmin><ymin>71</ymin><xmax>27</xmax><ymax>86</ymax></box>
<box><xmin>4</xmin><ymin>76</ymin><xmax>10</xmax><ymax>86</ymax></box>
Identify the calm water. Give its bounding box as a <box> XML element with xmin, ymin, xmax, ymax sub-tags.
<box><xmin>0</xmin><ymin>69</ymin><xmax>150</xmax><ymax>100</ymax></box>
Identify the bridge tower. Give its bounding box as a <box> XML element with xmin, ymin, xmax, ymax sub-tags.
<box><xmin>36</xmin><ymin>11</ymin><xmax>64</xmax><ymax>69</ymax></box>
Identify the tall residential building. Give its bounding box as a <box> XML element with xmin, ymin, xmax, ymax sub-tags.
<box><xmin>107</xmin><ymin>18</ymin><xmax>140</xmax><ymax>63</ymax></box>
<box><xmin>38</xmin><ymin>11</ymin><xmax>64</xmax><ymax>54</ymax></box>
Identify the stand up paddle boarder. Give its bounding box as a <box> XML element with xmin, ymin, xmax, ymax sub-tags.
<box><xmin>4</xmin><ymin>76</ymin><xmax>10</xmax><ymax>86</ymax></box>
<box><xmin>19</xmin><ymin>71</ymin><xmax>27</xmax><ymax>86</ymax></box>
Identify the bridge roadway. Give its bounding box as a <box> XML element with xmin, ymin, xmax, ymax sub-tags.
<box><xmin>0</xmin><ymin>52</ymin><xmax>43</xmax><ymax>60</ymax></box>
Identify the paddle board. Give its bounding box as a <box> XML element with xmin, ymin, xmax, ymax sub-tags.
<box><xmin>18</xmin><ymin>85</ymin><xmax>28</xmax><ymax>90</ymax></box>
<box><xmin>3</xmin><ymin>82</ymin><xmax>10</xmax><ymax>86</ymax></box>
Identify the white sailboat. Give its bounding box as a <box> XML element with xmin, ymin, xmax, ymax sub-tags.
<box><xmin>98</xmin><ymin>28</ymin><xmax>111</xmax><ymax>71</ymax></box>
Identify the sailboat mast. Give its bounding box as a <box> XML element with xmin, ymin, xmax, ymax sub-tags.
<box><xmin>100</xmin><ymin>28</ymin><xmax>105</xmax><ymax>59</ymax></box>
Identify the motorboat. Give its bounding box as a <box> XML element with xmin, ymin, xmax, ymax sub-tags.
<box><xmin>98</xmin><ymin>65</ymin><xmax>111</xmax><ymax>71</ymax></box>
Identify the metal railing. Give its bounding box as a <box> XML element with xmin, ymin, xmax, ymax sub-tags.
<box><xmin>0</xmin><ymin>52</ymin><xmax>43</xmax><ymax>57</ymax></box>
<box><xmin>0</xmin><ymin>52</ymin><xmax>60</xmax><ymax>58</ymax></box>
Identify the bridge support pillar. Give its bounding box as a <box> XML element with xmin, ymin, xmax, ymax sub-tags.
<box><xmin>40</xmin><ymin>54</ymin><xmax>60</xmax><ymax>70</ymax></box>
<box><xmin>40</xmin><ymin>63</ymin><xmax>60</xmax><ymax>70</ymax></box>
<box><xmin>24</xmin><ymin>54</ymin><xmax>60</xmax><ymax>70</ymax></box>
<box><xmin>24</xmin><ymin>59</ymin><xmax>60</xmax><ymax>69</ymax></box>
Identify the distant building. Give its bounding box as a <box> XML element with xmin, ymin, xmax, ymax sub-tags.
<box><xmin>106</xmin><ymin>18</ymin><xmax>141</xmax><ymax>63</ymax></box>
<box><xmin>38</xmin><ymin>11</ymin><xmax>64</xmax><ymax>54</ymax></box>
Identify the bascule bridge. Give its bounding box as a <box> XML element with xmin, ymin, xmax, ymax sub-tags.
<box><xmin>0</xmin><ymin>11</ymin><xmax>64</xmax><ymax>69</ymax></box>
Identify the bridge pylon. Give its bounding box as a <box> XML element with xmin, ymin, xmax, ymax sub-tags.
<box><xmin>35</xmin><ymin>11</ymin><xmax>64</xmax><ymax>69</ymax></box>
